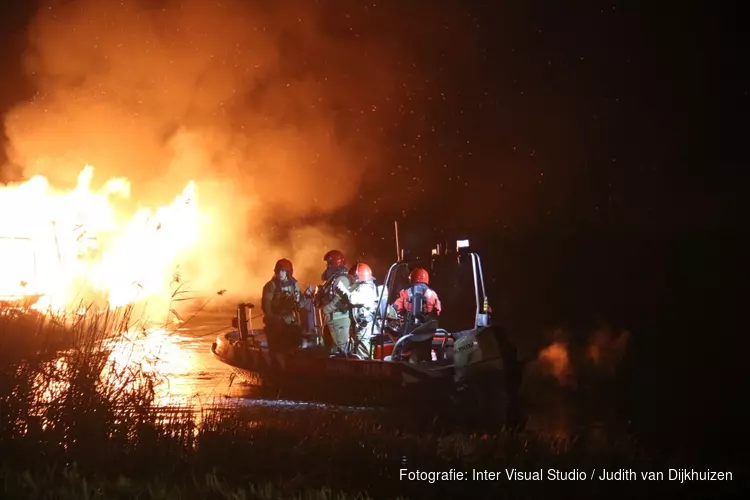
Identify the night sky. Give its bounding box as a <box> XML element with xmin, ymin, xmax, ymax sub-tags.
<box><xmin>321</xmin><ymin>1</ymin><xmax>732</xmax><ymax>246</ymax></box>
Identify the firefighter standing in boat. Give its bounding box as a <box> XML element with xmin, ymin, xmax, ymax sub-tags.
<box><xmin>393</xmin><ymin>267</ymin><xmax>442</xmax><ymax>325</ymax></box>
<box><xmin>344</xmin><ymin>262</ymin><xmax>379</xmax><ymax>359</ymax></box>
<box><xmin>392</xmin><ymin>267</ymin><xmax>442</xmax><ymax>363</ymax></box>
<box><xmin>314</xmin><ymin>250</ymin><xmax>354</xmax><ymax>356</ymax></box>
<box><xmin>261</xmin><ymin>258</ymin><xmax>306</xmax><ymax>352</ymax></box>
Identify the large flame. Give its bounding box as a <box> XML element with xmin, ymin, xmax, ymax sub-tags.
<box><xmin>0</xmin><ymin>164</ymin><xmax>203</xmax><ymax>314</ymax></box>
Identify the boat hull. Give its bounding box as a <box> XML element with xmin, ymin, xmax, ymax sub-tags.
<box><xmin>211</xmin><ymin>323</ymin><xmax>524</xmax><ymax>423</ymax></box>
<box><xmin>211</xmin><ymin>330</ymin><xmax>457</xmax><ymax>405</ymax></box>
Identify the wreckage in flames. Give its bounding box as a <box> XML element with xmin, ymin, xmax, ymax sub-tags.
<box><xmin>0</xmin><ymin>165</ymin><xmax>200</xmax><ymax>313</ymax></box>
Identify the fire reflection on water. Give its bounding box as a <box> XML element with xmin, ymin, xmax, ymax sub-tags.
<box><xmin>24</xmin><ymin>318</ymin><xmax>244</xmax><ymax>432</ymax></box>
<box><xmin>105</xmin><ymin>327</ymin><xmax>200</xmax><ymax>403</ymax></box>
<box><xmin>102</xmin><ymin>324</ymin><xmax>248</xmax><ymax>412</ymax></box>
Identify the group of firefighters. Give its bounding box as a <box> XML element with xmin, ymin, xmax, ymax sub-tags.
<box><xmin>260</xmin><ymin>249</ymin><xmax>442</xmax><ymax>359</ymax></box>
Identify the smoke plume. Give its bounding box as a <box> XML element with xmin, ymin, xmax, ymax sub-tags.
<box><xmin>1</xmin><ymin>0</ymin><xmax>437</xmax><ymax>309</ymax></box>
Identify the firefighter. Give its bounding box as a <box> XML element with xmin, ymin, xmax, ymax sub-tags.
<box><xmin>314</xmin><ymin>250</ymin><xmax>354</xmax><ymax>355</ymax></box>
<box><xmin>391</xmin><ymin>267</ymin><xmax>442</xmax><ymax>363</ymax></box>
<box><xmin>345</xmin><ymin>262</ymin><xmax>379</xmax><ymax>359</ymax></box>
<box><xmin>261</xmin><ymin>258</ymin><xmax>306</xmax><ymax>352</ymax></box>
<box><xmin>393</xmin><ymin>267</ymin><xmax>442</xmax><ymax>324</ymax></box>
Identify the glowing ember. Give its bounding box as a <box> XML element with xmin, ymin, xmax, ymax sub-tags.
<box><xmin>538</xmin><ymin>341</ymin><xmax>572</xmax><ymax>386</ymax></box>
<box><xmin>587</xmin><ymin>328</ymin><xmax>630</xmax><ymax>373</ymax></box>
<box><xmin>0</xmin><ymin>165</ymin><xmax>201</xmax><ymax>314</ymax></box>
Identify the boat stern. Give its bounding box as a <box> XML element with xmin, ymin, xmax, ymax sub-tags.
<box><xmin>453</xmin><ymin>325</ymin><xmax>517</xmax><ymax>383</ymax></box>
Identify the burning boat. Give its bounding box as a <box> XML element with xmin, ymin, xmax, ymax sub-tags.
<box><xmin>212</xmin><ymin>240</ymin><xmax>523</xmax><ymax>416</ymax></box>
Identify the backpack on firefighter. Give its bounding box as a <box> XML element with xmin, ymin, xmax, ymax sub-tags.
<box><xmin>402</xmin><ymin>283</ymin><xmax>436</xmax><ymax>332</ymax></box>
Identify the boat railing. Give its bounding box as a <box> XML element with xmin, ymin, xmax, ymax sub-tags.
<box><xmin>470</xmin><ymin>252</ymin><xmax>489</xmax><ymax>329</ymax></box>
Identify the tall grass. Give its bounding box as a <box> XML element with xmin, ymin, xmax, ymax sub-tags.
<box><xmin>0</xmin><ymin>302</ymin><xmax>738</xmax><ymax>500</ymax></box>
<box><xmin>0</xmin><ymin>301</ymin><xmax>159</xmax><ymax>470</ymax></box>
<box><xmin>0</xmin><ymin>466</ymin><xmax>387</xmax><ymax>500</ymax></box>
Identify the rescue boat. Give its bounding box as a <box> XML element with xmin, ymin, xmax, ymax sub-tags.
<box><xmin>211</xmin><ymin>241</ymin><xmax>523</xmax><ymax>415</ymax></box>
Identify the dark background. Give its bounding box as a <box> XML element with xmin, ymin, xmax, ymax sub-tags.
<box><xmin>1</xmin><ymin>0</ymin><xmax>744</xmax><ymax>463</ymax></box>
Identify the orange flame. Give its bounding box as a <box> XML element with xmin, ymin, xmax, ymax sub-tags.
<box><xmin>538</xmin><ymin>341</ymin><xmax>573</xmax><ymax>386</ymax></box>
<box><xmin>0</xmin><ymin>165</ymin><xmax>202</xmax><ymax>315</ymax></box>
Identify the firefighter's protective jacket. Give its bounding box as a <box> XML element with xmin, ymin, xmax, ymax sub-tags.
<box><xmin>393</xmin><ymin>283</ymin><xmax>442</xmax><ymax>317</ymax></box>
<box><xmin>348</xmin><ymin>279</ymin><xmax>379</xmax><ymax>326</ymax></box>
<box><xmin>262</xmin><ymin>277</ymin><xmax>304</xmax><ymax>325</ymax></box>
<box><xmin>317</xmin><ymin>268</ymin><xmax>353</xmax><ymax>322</ymax></box>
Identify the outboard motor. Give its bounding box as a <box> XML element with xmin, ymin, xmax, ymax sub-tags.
<box><xmin>453</xmin><ymin>327</ymin><xmax>504</xmax><ymax>381</ymax></box>
<box><xmin>452</xmin><ymin>324</ymin><xmax>522</xmax><ymax>423</ymax></box>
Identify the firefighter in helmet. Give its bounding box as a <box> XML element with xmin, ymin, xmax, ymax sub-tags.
<box><xmin>344</xmin><ymin>262</ymin><xmax>379</xmax><ymax>359</ymax></box>
<box><xmin>261</xmin><ymin>258</ymin><xmax>306</xmax><ymax>352</ymax></box>
<box><xmin>392</xmin><ymin>267</ymin><xmax>442</xmax><ymax>363</ymax></box>
<box><xmin>393</xmin><ymin>267</ymin><xmax>442</xmax><ymax>324</ymax></box>
<box><xmin>314</xmin><ymin>250</ymin><xmax>354</xmax><ymax>355</ymax></box>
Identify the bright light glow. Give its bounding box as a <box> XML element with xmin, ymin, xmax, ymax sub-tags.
<box><xmin>0</xmin><ymin>237</ymin><xmax>37</xmax><ymax>299</ymax></box>
<box><xmin>0</xmin><ymin>165</ymin><xmax>202</xmax><ymax>314</ymax></box>
<box><xmin>456</xmin><ymin>239</ymin><xmax>470</xmax><ymax>249</ymax></box>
